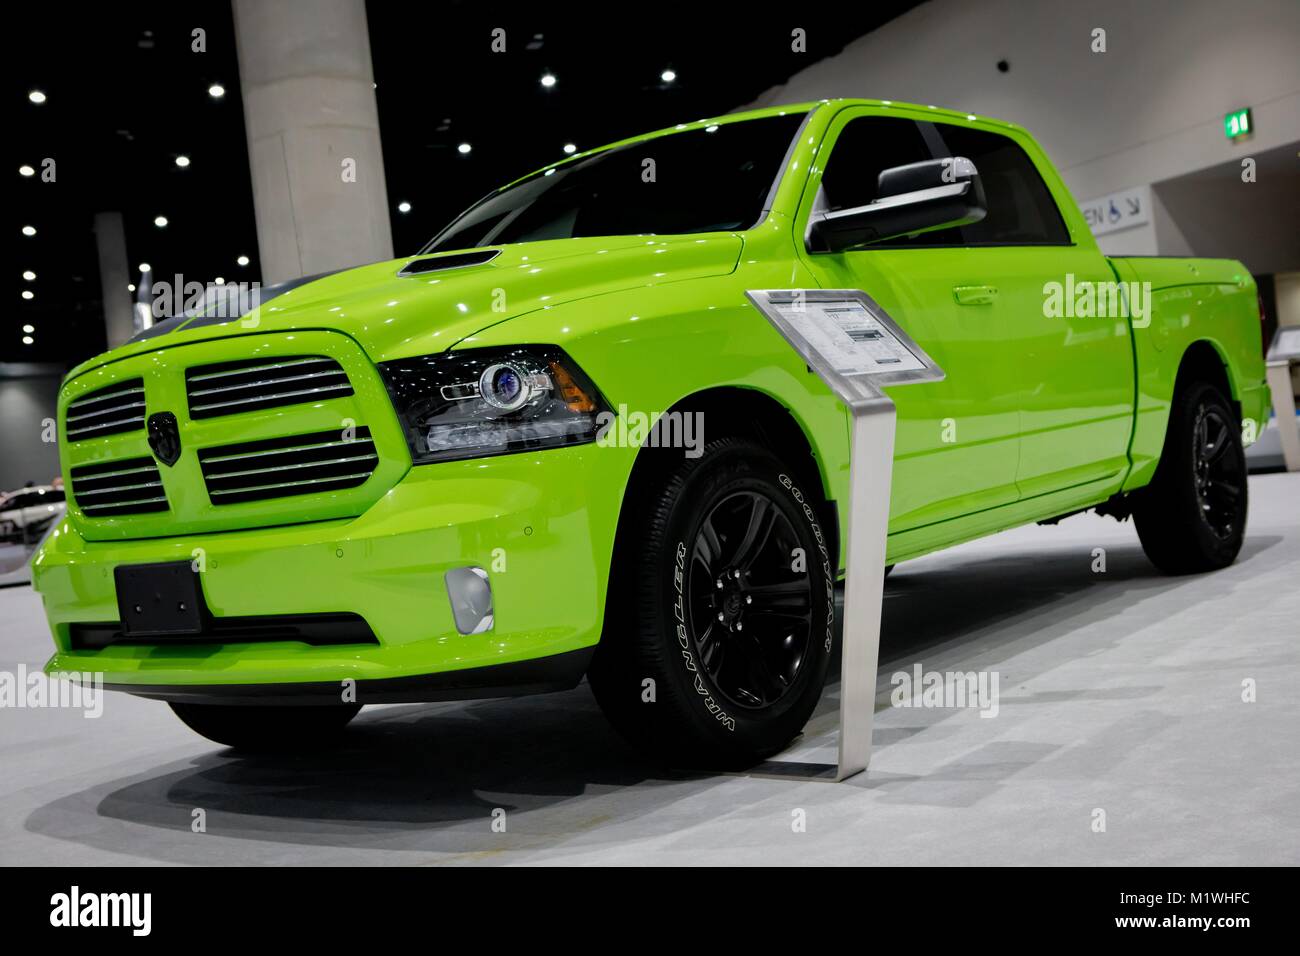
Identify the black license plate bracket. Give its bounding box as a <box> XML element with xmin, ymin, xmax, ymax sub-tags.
<box><xmin>114</xmin><ymin>561</ymin><xmax>206</xmax><ymax>637</ymax></box>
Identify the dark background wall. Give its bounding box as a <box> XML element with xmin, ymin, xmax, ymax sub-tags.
<box><xmin>0</xmin><ymin>365</ymin><xmax>62</xmax><ymax>491</ymax></box>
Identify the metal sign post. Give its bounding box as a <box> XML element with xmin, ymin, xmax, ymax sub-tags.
<box><xmin>1265</xmin><ymin>327</ymin><xmax>1300</xmax><ymax>473</ymax></box>
<box><xmin>744</xmin><ymin>289</ymin><xmax>945</xmax><ymax>781</ymax></box>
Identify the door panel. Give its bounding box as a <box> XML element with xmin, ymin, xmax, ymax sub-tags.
<box><xmin>801</xmin><ymin>250</ymin><xmax>1022</xmax><ymax>530</ymax></box>
<box><xmin>1012</xmin><ymin>250</ymin><xmax>1135</xmax><ymax>497</ymax></box>
<box><xmin>794</xmin><ymin>107</ymin><xmax>1134</xmax><ymax>533</ymax></box>
<box><xmin>796</xmin><ymin>110</ymin><xmax>1022</xmax><ymax>531</ymax></box>
<box><xmin>926</xmin><ymin>118</ymin><xmax>1135</xmax><ymax>498</ymax></box>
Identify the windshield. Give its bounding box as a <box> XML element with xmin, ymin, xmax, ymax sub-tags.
<box><xmin>423</xmin><ymin>112</ymin><xmax>807</xmax><ymax>254</ymax></box>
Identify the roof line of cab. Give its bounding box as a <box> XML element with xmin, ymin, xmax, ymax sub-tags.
<box><xmin>501</xmin><ymin>98</ymin><xmax>1020</xmax><ymax>190</ymax></box>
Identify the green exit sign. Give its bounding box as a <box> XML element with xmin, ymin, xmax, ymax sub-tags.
<box><xmin>1224</xmin><ymin>107</ymin><xmax>1252</xmax><ymax>140</ymax></box>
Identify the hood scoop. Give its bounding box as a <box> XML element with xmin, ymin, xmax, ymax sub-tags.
<box><xmin>398</xmin><ymin>249</ymin><xmax>501</xmax><ymax>277</ymax></box>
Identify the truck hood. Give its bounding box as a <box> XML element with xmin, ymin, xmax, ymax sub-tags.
<box><xmin>67</xmin><ymin>233</ymin><xmax>743</xmax><ymax>380</ymax></box>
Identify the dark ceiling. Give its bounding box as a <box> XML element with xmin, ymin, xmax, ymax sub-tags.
<box><xmin>8</xmin><ymin>0</ymin><xmax>922</xmax><ymax>369</ymax></box>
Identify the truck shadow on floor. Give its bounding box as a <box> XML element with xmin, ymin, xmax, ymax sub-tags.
<box><xmin>23</xmin><ymin>534</ymin><xmax>1283</xmax><ymax>860</ymax></box>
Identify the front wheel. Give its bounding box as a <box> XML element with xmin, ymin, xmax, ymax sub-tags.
<box><xmin>1134</xmin><ymin>381</ymin><xmax>1248</xmax><ymax>574</ymax></box>
<box><xmin>589</xmin><ymin>437</ymin><xmax>835</xmax><ymax>768</ymax></box>
<box><xmin>169</xmin><ymin>702</ymin><xmax>362</xmax><ymax>752</ymax></box>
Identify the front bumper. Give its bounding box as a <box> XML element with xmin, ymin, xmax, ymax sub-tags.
<box><xmin>35</xmin><ymin>443</ymin><xmax>621</xmax><ymax>699</ymax></box>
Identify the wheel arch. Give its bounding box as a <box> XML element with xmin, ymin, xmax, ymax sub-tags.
<box><xmin>602</xmin><ymin>386</ymin><xmax>842</xmax><ymax>637</ymax></box>
<box><xmin>1176</xmin><ymin>338</ymin><xmax>1240</xmax><ymax>415</ymax></box>
<box><xmin>1125</xmin><ymin>338</ymin><xmax>1243</xmax><ymax>494</ymax></box>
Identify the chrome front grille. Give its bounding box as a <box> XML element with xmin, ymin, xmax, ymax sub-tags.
<box><xmin>198</xmin><ymin>427</ymin><xmax>378</xmax><ymax>504</ymax></box>
<box><xmin>185</xmin><ymin>356</ymin><xmax>353</xmax><ymax>420</ymax></box>
<box><xmin>65</xmin><ymin>379</ymin><xmax>146</xmax><ymax>441</ymax></box>
<box><xmin>69</xmin><ymin>457</ymin><xmax>168</xmax><ymax>516</ymax></box>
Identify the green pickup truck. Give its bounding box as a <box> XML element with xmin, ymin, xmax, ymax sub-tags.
<box><xmin>34</xmin><ymin>99</ymin><xmax>1269</xmax><ymax>767</ymax></box>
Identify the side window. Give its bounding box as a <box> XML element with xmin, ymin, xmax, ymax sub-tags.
<box><xmin>820</xmin><ymin>117</ymin><xmax>932</xmax><ymax>211</ymax></box>
<box><xmin>930</xmin><ymin>123</ymin><xmax>1071</xmax><ymax>245</ymax></box>
<box><xmin>816</xmin><ymin>115</ymin><xmax>1070</xmax><ymax>247</ymax></box>
<box><xmin>819</xmin><ymin>116</ymin><xmax>964</xmax><ymax>248</ymax></box>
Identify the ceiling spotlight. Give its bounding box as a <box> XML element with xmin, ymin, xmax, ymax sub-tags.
<box><xmin>705</xmin><ymin>125</ymin><xmax>719</xmax><ymax>133</ymax></box>
<box><xmin>457</xmin><ymin>142</ymin><xmax>472</xmax><ymax>154</ymax></box>
<box><xmin>127</xmin><ymin>283</ymin><xmax>136</xmax><ymax>292</ymax></box>
<box><xmin>22</xmin><ymin>324</ymin><xmax>34</xmax><ymax>333</ymax></box>
<box><xmin>397</xmin><ymin>201</ymin><xmax>411</xmax><ymax>213</ymax></box>
<box><xmin>21</xmin><ymin>225</ymin><xmax>36</xmax><ymax>236</ymax></box>
<box><xmin>661</xmin><ymin>69</ymin><xmax>677</xmax><ymax>83</ymax></box>
<box><xmin>19</xmin><ymin>164</ymin><xmax>35</xmax><ymax>177</ymax></box>
<box><xmin>562</xmin><ymin>143</ymin><xmax>577</xmax><ymax>154</ymax></box>
<box><xmin>28</xmin><ymin>90</ymin><xmax>47</xmax><ymax>104</ymax></box>
<box><xmin>214</xmin><ymin>276</ymin><xmax>226</xmax><ymax>285</ymax></box>
<box><xmin>21</xmin><ymin>290</ymin><xmax>34</xmax><ymax>300</ymax></box>
<box><xmin>175</xmin><ymin>155</ymin><xmax>191</xmax><ymax>168</ymax></box>
<box><xmin>540</xmin><ymin>73</ymin><xmax>557</xmax><ymax>88</ymax></box>
<box><xmin>139</xmin><ymin>263</ymin><xmax>151</xmax><ymax>273</ymax></box>
<box><xmin>208</xmin><ymin>83</ymin><xmax>225</xmax><ymax>98</ymax></box>
<box><xmin>154</xmin><ymin>215</ymin><xmax>168</xmax><ymax>227</ymax></box>
<box><xmin>22</xmin><ymin>335</ymin><xmax>34</xmax><ymax>345</ymax></box>
<box><xmin>23</xmin><ymin>270</ymin><xmax>35</xmax><ymax>281</ymax></box>
<box><xmin>237</xmin><ymin>255</ymin><xmax>250</xmax><ymax>267</ymax></box>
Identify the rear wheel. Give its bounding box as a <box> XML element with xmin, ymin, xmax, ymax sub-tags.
<box><xmin>1134</xmin><ymin>381</ymin><xmax>1247</xmax><ymax>574</ymax></box>
<box><xmin>169</xmin><ymin>702</ymin><xmax>361</xmax><ymax>752</ymax></box>
<box><xmin>588</xmin><ymin>437</ymin><xmax>835</xmax><ymax>768</ymax></box>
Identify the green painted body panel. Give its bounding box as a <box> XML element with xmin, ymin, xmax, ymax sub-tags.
<box><xmin>62</xmin><ymin>329</ymin><xmax>411</xmax><ymax>541</ymax></box>
<box><xmin>795</xmin><ymin>104</ymin><xmax>1138</xmax><ymax>542</ymax></box>
<box><xmin>1107</xmin><ymin>256</ymin><xmax>1268</xmax><ymax>490</ymax></box>
<box><xmin>41</xmin><ymin>442</ymin><xmax>619</xmax><ymax>683</ymax></box>
<box><xmin>35</xmin><ymin>99</ymin><xmax>1268</xmax><ymax>692</ymax></box>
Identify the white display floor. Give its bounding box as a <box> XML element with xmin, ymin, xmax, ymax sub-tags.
<box><xmin>2</xmin><ymin>472</ymin><xmax>1296</xmax><ymax>865</ymax></box>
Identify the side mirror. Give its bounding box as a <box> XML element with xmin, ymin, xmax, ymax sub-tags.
<box><xmin>809</xmin><ymin>157</ymin><xmax>987</xmax><ymax>252</ymax></box>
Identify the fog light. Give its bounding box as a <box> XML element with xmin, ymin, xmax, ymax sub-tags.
<box><xmin>445</xmin><ymin>566</ymin><xmax>494</xmax><ymax>635</ymax></box>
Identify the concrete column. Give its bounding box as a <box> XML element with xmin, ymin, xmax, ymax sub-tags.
<box><xmin>93</xmin><ymin>211</ymin><xmax>135</xmax><ymax>349</ymax></box>
<box><xmin>232</xmin><ymin>0</ymin><xmax>393</xmax><ymax>284</ymax></box>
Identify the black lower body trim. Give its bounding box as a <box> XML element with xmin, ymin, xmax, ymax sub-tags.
<box><xmin>70</xmin><ymin>612</ymin><xmax>378</xmax><ymax>651</ymax></box>
<box><xmin>103</xmin><ymin>646</ymin><xmax>595</xmax><ymax>706</ymax></box>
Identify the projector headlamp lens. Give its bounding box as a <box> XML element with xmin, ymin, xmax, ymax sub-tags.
<box><xmin>378</xmin><ymin>345</ymin><xmax>611</xmax><ymax>464</ymax></box>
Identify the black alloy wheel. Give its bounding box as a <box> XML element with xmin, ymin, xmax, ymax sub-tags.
<box><xmin>1135</xmin><ymin>380</ymin><xmax>1248</xmax><ymax>574</ymax></box>
<box><xmin>686</xmin><ymin>491</ymin><xmax>814</xmax><ymax>710</ymax></box>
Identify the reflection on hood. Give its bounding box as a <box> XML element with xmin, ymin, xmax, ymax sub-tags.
<box><xmin>127</xmin><ymin>268</ymin><xmax>348</xmax><ymax>343</ymax></box>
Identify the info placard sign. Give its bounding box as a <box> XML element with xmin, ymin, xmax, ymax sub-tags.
<box><xmin>745</xmin><ymin>289</ymin><xmax>943</xmax><ymax>780</ymax></box>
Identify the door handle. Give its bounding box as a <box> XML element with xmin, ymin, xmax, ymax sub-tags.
<box><xmin>953</xmin><ymin>285</ymin><xmax>999</xmax><ymax>306</ymax></box>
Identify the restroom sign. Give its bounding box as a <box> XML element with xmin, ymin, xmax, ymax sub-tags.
<box><xmin>1080</xmin><ymin>185</ymin><xmax>1151</xmax><ymax>237</ymax></box>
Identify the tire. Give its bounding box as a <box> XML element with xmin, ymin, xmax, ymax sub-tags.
<box><xmin>1134</xmin><ymin>380</ymin><xmax>1248</xmax><ymax>574</ymax></box>
<box><xmin>169</xmin><ymin>702</ymin><xmax>361</xmax><ymax>752</ymax></box>
<box><xmin>588</xmin><ymin>437</ymin><xmax>835</xmax><ymax>769</ymax></box>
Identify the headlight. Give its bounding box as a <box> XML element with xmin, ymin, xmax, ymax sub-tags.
<box><xmin>378</xmin><ymin>345</ymin><xmax>611</xmax><ymax>464</ymax></box>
